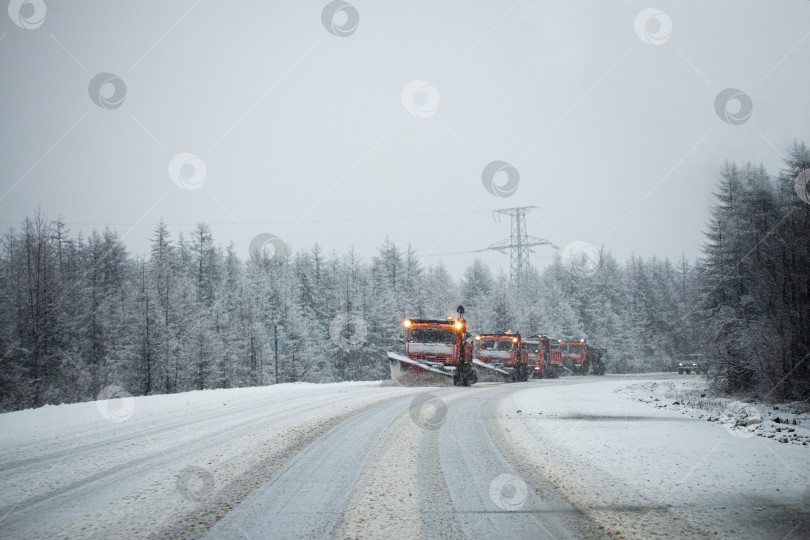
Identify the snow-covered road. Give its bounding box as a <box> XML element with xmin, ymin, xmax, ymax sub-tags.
<box><xmin>1</xmin><ymin>375</ymin><xmax>807</xmax><ymax>539</ymax></box>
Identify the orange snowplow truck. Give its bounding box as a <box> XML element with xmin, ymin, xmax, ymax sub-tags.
<box><xmin>558</xmin><ymin>338</ymin><xmax>606</xmax><ymax>375</ymax></box>
<box><xmin>387</xmin><ymin>305</ymin><xmax>478</xmax><ymax>386</ymax></box>
<box><xmin>537</xmin><ymin>335</ymin><xmax>563</xmax><ymax>378</ymax></box>
<box><xmin>521</xmin><ymin>338</ymin><xmax>545</xmax><ymax>379</ymax></box>
<box><xmin>474</xmin><ymin>331</ymin><xmax>529</xmax><ymax>382</ymax></box>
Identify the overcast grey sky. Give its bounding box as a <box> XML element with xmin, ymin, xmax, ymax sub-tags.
<box><xmin>1</xmin><ymin>1</ymin><xmax>809</xmax><ymax>277</ymax></box>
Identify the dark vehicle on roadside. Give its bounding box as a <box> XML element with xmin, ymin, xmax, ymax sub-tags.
<box><xmin>677</xmin><ymin>361</ymin><xmax>699</xmax><ymax>375</ymax></box>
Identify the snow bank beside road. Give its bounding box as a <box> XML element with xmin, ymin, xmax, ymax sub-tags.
<box><xmin>1</xmin><ymin>381</ymin><xmax>381</xmax><ymax>450</ymax></box>
<box><xmin>620</xmin><ymin>378</ymin><xmax>810</xmax><ymax>446</ymax></box>
<box><xmin>499</xmin><ymin>376</ymin><xmax>809</xmax><ymax>539</ymax></box>
<box><xmin>0</xmin><ymin>381</ymin><xmax>420</xmax><ymax>539</ymax></box>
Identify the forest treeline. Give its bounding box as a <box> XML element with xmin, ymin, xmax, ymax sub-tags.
<box><xmin>699</xmin><ymin>142</ymin><xmax>809</xmax><ymax>401</ymax></box>
<box><xmin>1</xmin><ymin>142</ymin><xmax>808</xmax><ymax>411</ymax></box>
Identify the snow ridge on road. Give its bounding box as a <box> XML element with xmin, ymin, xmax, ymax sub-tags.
<box><xmin>422</xmin><ymin>386</ymin><xmax>602</xmax><ymax>539</ymax></box>
<box><xmin>202</xmin><ymin>396</ymin><xmax>416</xmax><ymax>539</ymax></box>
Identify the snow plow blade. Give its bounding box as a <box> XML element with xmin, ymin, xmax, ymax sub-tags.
<box><xmin>472</xmin><ymin>358</ymin><xmax>510</xmax><ymax>377</ymax></box>
<box><xmin>387</xmin><ymin>352</ymin><xmax>453</xmax><ymax>378</ymax></box>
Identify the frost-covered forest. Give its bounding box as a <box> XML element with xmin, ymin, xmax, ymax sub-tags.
<box><xmin>699</xmin><ymin>142</ymin><xmax>810</xmax><ymax>401</ymax></box>
<box><xmin>1</xmin><ymin>143</ymin><xmax>808</xmax><ymax>411</ymax></box>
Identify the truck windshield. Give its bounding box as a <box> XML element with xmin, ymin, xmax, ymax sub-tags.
<box><xmin>561</xmin><ymin>344</ymin><xmax>583</xmax><ymax>354</ymax></box>
<box><xmin>522</xmin><ymin>343</ymin><xmax>539</xmax><ymax>353</ymax></box>
<box><xmin>478</xmin><ymin>339</ymin><xmax>514</xmax><ymax>351</ymax></box>
<box><xmin>408</xmin><ymin>328</ymin><xmax>456</xmax><ymax>344</ymax></box>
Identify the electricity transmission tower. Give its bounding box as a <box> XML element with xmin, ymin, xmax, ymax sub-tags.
<box><xmin>478</xmin><ymin>206</ymin><xmax>552</xmax><ymax>285</ymax></box>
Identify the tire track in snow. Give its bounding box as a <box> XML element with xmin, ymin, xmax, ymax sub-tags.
<box><xmin>432</xmin><ymin>385</ymin><xmax>603</xmax><ymax>539</ymax></box>
<box><xmin>152</xmin><ymin>394</ymin><xmax>423</xmax><ymax>540</ymax></box>
<box><xmin>338</xmin><ymin>387</ymin><xmax>473</xmax><ymax>539</ymax></box>
<box><xmin>200</xmin><ymin>395</ymin><xmax>420</xmax><ymax>539</ymax></box>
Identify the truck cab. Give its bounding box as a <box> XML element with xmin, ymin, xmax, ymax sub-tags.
<box><xmin>401</xmin><ymin>317</ymin><xmax>476</xmax><ymax>385</ymax></box>
<box><xmin>538</xmin><ymin>335</ymin><xmax>562</xmax><ymax>378</ymax></box>
<box><xmin>474</xmin><ymin>331</ymin><xmax>528</xmax><ymax>382</ymax></box>
<box><xmin>557</xmin><ymin>338</ymin><xmax>607</xmax><ymax>375</ymax></box>
<box><xmin>521</xmin><ymin>338</ymin><xmax>545</xmax><ymax>378</ymax></box>
<box><xmin>559</xmin><ymin>339</ymin><xmax>588</xmax><ymax>374</ymax></box>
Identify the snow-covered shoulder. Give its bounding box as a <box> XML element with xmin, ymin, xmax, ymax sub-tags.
<box><xmin>0</xmin><ymin>381</ymin><xmax>419</xmax><ymax>539</ymax></box>
<box><xmin>497</xmin><ymin>375</ymin><xmax>809</xmax><ymax>539</ymax></box>
<box><xmin>0</xmin><ymin>381</ymin><xmax>385</xmax><ymax>450</ymax></box>
<box><xmin>619</xmin><ymin>378</ymin><xmax>810</xmax><ymax>446</ymax></box>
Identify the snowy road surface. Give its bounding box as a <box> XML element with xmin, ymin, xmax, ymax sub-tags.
<box><xmin>1</xmin><ymin>375</ymin><xmax>807</xmax><ymax>539</ymax></box>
